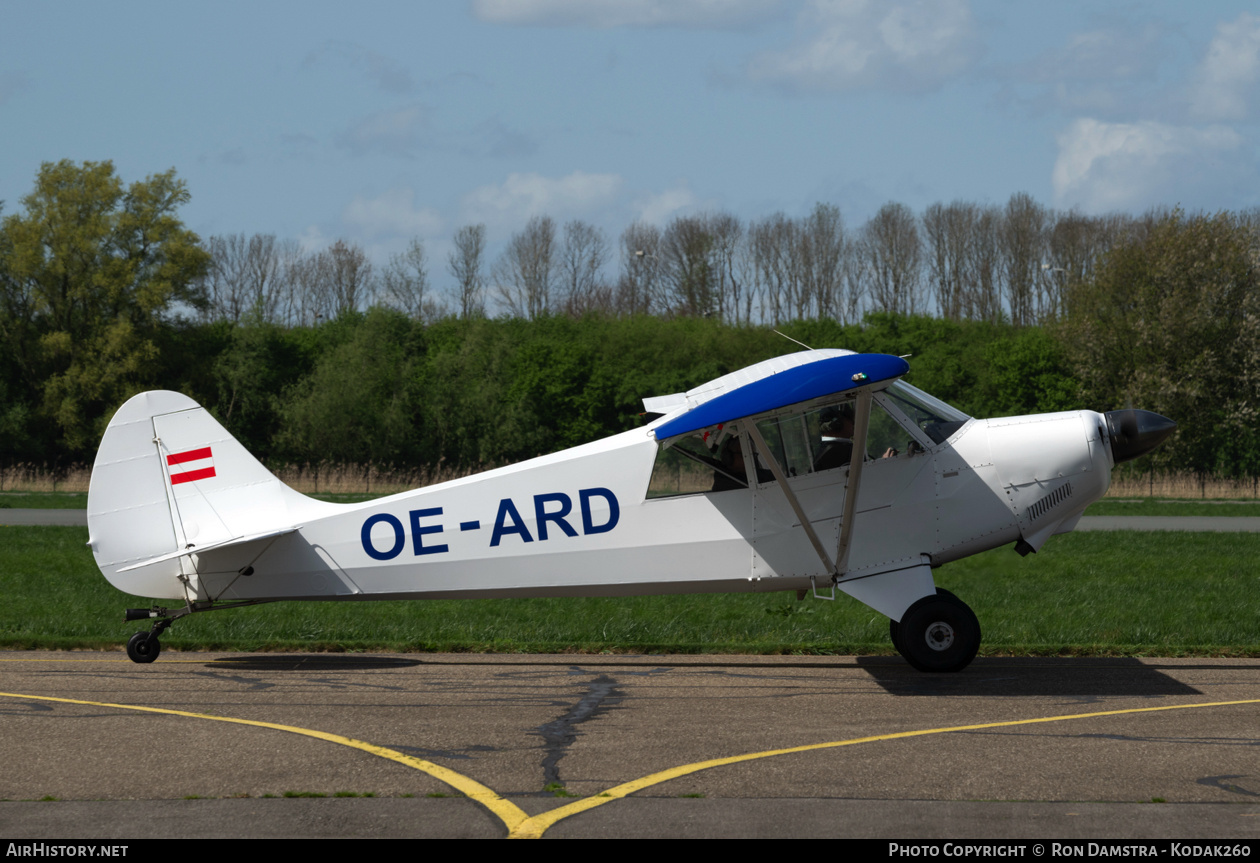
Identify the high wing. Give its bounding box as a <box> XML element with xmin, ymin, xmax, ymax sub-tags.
<box><xmin>648</xmin><ymin>351</ymin><xmax>910</xmax><ymax>439</ymax></box>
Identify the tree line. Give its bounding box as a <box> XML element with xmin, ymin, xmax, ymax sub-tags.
<box><xmin>198</xmin><ymin>194</ymin><xmax>1256</xmax><ymax>331</ymax></box>
<box><xmin>3</xmin><ymin>160</ymin><xmax>1258</xmax><ymax>478</ymax></box>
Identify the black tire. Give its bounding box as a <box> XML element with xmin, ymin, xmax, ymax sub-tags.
<box><xmin>126</xmin><ymin>631</ymin><xmax>160</xmax><ymax>664</ymax></box>
<box><xmin>889</xmin><ymin>588</ymin><xmax>959</xmax><ymax>655</ymax></box>
<box><xmin>896</xmin><ymin>593</ymin><xmax>980</xmax><ymax>673</ymax></box>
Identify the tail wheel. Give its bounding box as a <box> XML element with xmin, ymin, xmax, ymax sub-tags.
<box><xmin>895</xmin><ymin>590</ymin><xmax>980</xmax><ymax>673</ymax></box>
<box><xmin>126</xmin><ymin>631</ymin><xmax>161</xmax><ymax>664</ymax></box>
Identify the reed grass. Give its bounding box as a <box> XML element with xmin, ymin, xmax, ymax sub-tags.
<box><xmin>0</xmin><ymin>462</ymin><xmax>480</xmax><ymax>496</ymax></box>
<box><xmin>5</xmin><ymin>462</ymin><xmax>1260</xmax><ymax>500</ymax></box>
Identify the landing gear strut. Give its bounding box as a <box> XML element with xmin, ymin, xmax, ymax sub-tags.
<box><xmin>889</xmin><ymin>587</ymin><xmax>980</xmax><ymax>673</ymax></box>
<box><xmin>124</xmin><ymin>608</ymin><xmax>178</xmax><ymax>664</ymax></box>
<box><xmin>121</xmin><ymin>599</ymin><xmax>277</xmax><ymax>663</ymax></box>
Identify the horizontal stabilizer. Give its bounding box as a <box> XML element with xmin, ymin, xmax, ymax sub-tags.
<box><xmin>117</xmin><ymin>526</ymin><xmax>301</xmax><ymax>573</ymax></box>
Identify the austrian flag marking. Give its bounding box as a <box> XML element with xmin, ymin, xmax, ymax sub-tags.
<box><xmin>166</xmin><ymin>446</ymin><xmax>216</xmax><ymax>485</ymax></box>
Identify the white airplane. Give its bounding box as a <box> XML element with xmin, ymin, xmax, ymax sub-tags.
<box><xmin>87</xmin><ymin>348</ymin><xmax>1175</xmax><ymax>671</ymax></box>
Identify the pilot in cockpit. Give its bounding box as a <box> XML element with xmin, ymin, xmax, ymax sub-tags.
<box><xmin>813</xmin><ymin>404</ymin><xmax>898</xmax><ymax>471</ymax></box>
<box><xmin>712</xmin><ymin>434</ymin><xmax>749</xmax><ymax>491</ymax></box>
<box><xmin>814</xmin><ymin>406</ymin><xmax>856</xmax><ymax>471</ymax></box>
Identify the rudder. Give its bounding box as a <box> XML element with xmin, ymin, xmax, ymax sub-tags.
<box><xmin>87</xmin><ymin>391</ymin><xmax>325</xmax><ymax>600</ymax></box>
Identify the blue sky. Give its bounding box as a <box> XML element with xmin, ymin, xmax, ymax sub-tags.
<box><xmin>3</xmin><ymin>1</ymin><xmax>1258</xmax><ymax>287</ymax></box>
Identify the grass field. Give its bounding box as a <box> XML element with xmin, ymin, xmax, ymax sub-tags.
<box><xmin>1082</xmin><ymin>499</ymin><xmax>1260</xmax><ymax>516</ymax></box>
<box><xmin>2</xmin><ymin>525</ymin><xmax>1257</xmax><ymax>656</ymax></box>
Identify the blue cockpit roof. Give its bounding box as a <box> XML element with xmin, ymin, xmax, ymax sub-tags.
<box><xmin>651</xmin><ymin>352</ymin><xmax>910</xmax><ymax>440</ymax></box>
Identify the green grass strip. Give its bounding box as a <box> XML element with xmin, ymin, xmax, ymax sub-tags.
<box><xmin>1</xmin><ymin>526</ymin><xmax>1257</xmax><ymax>655</ymax></box>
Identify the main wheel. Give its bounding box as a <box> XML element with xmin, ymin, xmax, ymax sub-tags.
<box><xmin>888</xmin><ymin>617</ymin><xmax>903</xmax><ymax>655</ymax></box>
<box><xmin>889</xmin><ymin>588</ymin><xmax>960</xmax><ymax>656</ymax></box>
<box><xmin>895</xmin><ymin>592</ymin><xmax>980</xmax><ymax>673</ymax></box>
<box><xmin>126</xmin><ymin>631</ymin><xmax>161</xmax><ymax>664</ymax></box>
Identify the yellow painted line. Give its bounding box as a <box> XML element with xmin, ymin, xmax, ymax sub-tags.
<box><xmin>0</xmin><ymin>692</ymin><xmax>529</xmax><ymax>832</ymax></box>
<box><xmin>5</xmin><ymin>688</ymin><xmax>1259</xmax><ymax>839</ymax></box>
<box><xmin>510</xmin><ymin>697</ymin><xmax>1260</xmax><ymax>839</ymax></box>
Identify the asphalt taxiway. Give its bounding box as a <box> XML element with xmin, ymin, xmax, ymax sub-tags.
<box><xmin>1</xmin><ymin>652</ymin><xmax>1258</xmax><ymax>838</ymax></box>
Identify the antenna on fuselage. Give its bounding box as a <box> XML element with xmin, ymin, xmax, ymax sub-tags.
<box><xmin>772</xmin><ymin>330</ymin><xmax>815</xmax><ymax>351</ymax></box>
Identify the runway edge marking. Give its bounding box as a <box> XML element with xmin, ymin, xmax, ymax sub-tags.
<box><xmin>510</xmin><ymin>697</ymin><xmax>1260</xmax><ymax>839</ymax></box>
<box><xmin>0</xmin><ymin>691</ymin><xmax>529</xmax><ymax>832</ymax></box>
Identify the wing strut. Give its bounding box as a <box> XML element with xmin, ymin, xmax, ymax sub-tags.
<box><xmin>747</xmin><ymin>423</ymin><xmax>836</xmax><ymax>575</ymax></box>
<box><xmin>745</xmin><ymin>388</ymin><xmax>873</xmax><ymax>582</ymax></box>
<box><xmin>834</xmin><ymin>389</ymin><xmax>872</xmax><ymax>575</ymax></box>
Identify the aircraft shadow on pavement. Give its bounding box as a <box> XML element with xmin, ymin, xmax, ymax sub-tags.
<box><xmin>207</xmin><ymin>655</ymin><xmax>424</xmax><ymax>671</ymax></box>
<box><xmin>855</xmin><ymin>656</ymin><xmax>1202</xmax><ymax>698</ymax></box>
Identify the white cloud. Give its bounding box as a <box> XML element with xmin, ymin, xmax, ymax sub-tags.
<box><xmin>297</xmin><ymin>224</ymin><xmax>330</xmax><ymax>254</ymax></box>
<box><xmin>1190</xmin><ymin>13</ymin><xmax>1260</xmax><ymax>122</ymax></box>
<box><xmin>461</xmin><ymin>170</ymin><xmax>623</xmax><ymax>227</ymax></box>
<box><xmin>1052</xmin><ymin>118</ymin><xmax>1246</xmax><ymax>213</ymax></box>
<box><xmin>342</xmin><ymin>188</ymin><xmax>444</xmax><ymax>240</ymax></box>
<box><xmin>471</xmin><ymin>0</ymin><xmax>782</xmax><ymax>28</ymax></box>
<box><xmin>337</xmin><ymin>105</ymin><xmax>428</xmax><ymax>157</ymax></box>
<box><xmin>634</xmin><ymin>184</ymin><xmax>703</xmax><ymax>225</ymax></box>
<box><xmin>749</xmin><ymin>0</ymin><xmax>978</xmax><ymax>93</ymax></box>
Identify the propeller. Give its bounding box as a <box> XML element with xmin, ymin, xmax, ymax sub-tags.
<box><xmin>1104</xmin><ymin>407</ymin><xmax>1177</xmax><ymax>464</ymax></box>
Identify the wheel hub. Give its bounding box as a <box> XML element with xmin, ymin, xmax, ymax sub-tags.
<box><xmin>924</xmin><ymin>621</ymin><xmax>955</xmax><ymax>651</ymax></box>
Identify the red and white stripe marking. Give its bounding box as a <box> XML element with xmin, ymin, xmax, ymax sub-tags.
<box><xmin>166</xmin><ymin>446</ymin><xmax>216</xmax><ymax>485</ymax></box>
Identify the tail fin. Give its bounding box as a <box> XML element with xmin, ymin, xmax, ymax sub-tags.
<box><xmin>87</xmin><ymin>391</ymin><xmax>328</xmax><ymax>600</ymax></box>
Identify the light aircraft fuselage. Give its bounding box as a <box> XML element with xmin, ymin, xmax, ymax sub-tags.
<box><xmin>88</xmin><ymin>348</ymin><xmax>1175</xmax><ymax>670</ymax></box>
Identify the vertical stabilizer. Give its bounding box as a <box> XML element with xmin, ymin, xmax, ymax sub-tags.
<box><xmin>87</xmin><ymin>391</ymin><xmax>329</xmax><ymax>599</ymax></box>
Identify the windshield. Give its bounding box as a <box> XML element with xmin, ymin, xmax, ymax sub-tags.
<box><xmin>884</xmin><ymin>381</ymin><xmax>971</xmax><ymax>445</ymax></box>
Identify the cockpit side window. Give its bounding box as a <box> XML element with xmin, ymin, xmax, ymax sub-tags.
<box><xmin>803</xmin><ymin>403</ymin><xmax>855</xmax><ymax>473</ymax></box>
<box><xmin>647</xmin><ymin>427</ymin><xmax>748</xmax><ymax>498</ymax></box>
<box><xmin>867</xmin><ymin>400</ymin><xmax>915</xmax><ymax>457</ymax></box>
<box><xmin>747</xmin><ymin>398</ymin><xmax>863</xmax><ymax>483</ymax></box>
<box><xmin>754</xmin><ymin>414</ymin><xmax>812</xmax><ymax>479</ymax></box>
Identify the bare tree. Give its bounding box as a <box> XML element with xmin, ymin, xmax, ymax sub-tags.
<box><xmin>858</xmin><ymin>203</ymin><xmax>923</xmax><ymax>315</ymax></box>
<box><xmin>749</xmin><ymin>213</ymin><xmax>801</xmax><ymax>324</ymax></box>
<box><xmin>202</xmin><ymin>233</ymin><xmax>292</xmax><ymax>323</ymax></box>
<box><xmin>1043</xmin><ymin>209</ymin><xmax>1131</xmax><ymax>320</ymax></box>
<box><xmin>968</xmin><ymin>205</ymin><xmax>1003</xmax><ymax>323</ymax></box>
<box><xmin>1001</xmin><ymin>192</ymin><xmax>1048</xmax><ymax>326</ymax></box>
<box><xmin>616</xmin><ymin>221</ymin><xmax>661</xmax><ymax>316</ymax></box>
<box><xmin>447</xmin><ymin>224</ymin><xmax>487</xmax><ymax>318</ymax></box>
<box><xmin>382</xmin><ymin>237</ymin><xmax>441</xmax><ymax>321</ymax></box>
<box><xmin>324</xmin><ymin>239</ymin><xmax>374</xmax><ymax>318</ymax></box>
<box><xmin>288</xmin><ymin>246</ymin><xmax>332</xmax><ymax>325</ymax></box>
<box><xmin>708</xmin><ymin>212</ymin><xmax>744</xmax><ymax>324</ymax></box>
<box><xmin>800</xmin><ymin>203</ymin><xmax>847</xmax><ymax>320</ymax></box>
<box><xmin>660</xmin><ymin>215</ymin><xmax>717</xmax><ymax>318</ymax></box>
<box><xmin>923</xmin><ymin>202</ymin><xmax>975</xmax><ymax>320</ymax></box>
<box><xmin>494</xmin><ymin>215</ymin><xmax>556</xmax><ymax>319</ymax></box>
<box><xmin>557</xmin><ymin>219</ymin><xmax>610</xmax><ymax>315</ymax></box>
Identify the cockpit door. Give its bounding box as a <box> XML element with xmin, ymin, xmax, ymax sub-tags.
<box><xmin>748</xmin><ymin>395</ymin><xmax>862</xmax><ymax>580</ymax></box>
<box><xmin>749</xmin><ymin>389</ymin><xmax>936</xmax><ymax>580</ymax></box>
